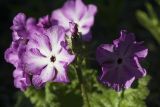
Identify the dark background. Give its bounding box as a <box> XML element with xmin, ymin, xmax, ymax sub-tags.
<box><xmin>0</xmin><ymin>0</ymin><xmax>160</xmax><ymax>107</ymax></box>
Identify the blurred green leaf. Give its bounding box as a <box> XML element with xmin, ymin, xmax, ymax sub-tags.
<box><xmin>136</xmin><ymin>2</ymin><xmax>160</xmax><ymax>44</ymax></box>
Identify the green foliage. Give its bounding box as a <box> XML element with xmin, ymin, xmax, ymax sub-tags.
<box><xmin>87</xmin><ymin>70</ymin><xmax>151</xmax><ymax>107</ymax></box>
<box><xmin>136</xmin><ymin>1</ymin><xmax>160</xmax><ymax>44</ymax></box>
<box><xmin>20</xmin><ymin>66</ymin><xmax>83</xmax><ymax>107</ymax></box>
<box><xmin>119</xmin><ymin>76</ymin><xmax>150</xmax><ymax>107</ymax></box>
<box><xmin>24</xmin><ymin>83</ymin><xmax>60</xmax><ymax>107</ymax></box>
<box><xmin>17</xmin><ymin>67</ymin><xmax>150</xmax><ymax>107</ymax></box>
<box><xmin>15</xmin><ymin>92</ymin><xmax>33</xmax><ymax>107</ymax></box>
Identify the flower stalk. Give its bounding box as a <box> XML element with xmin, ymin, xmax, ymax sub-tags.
<box><xmin>69</xmin><ymin>32</ymin><xmax>90</xmax><ymax>107</ymax></box>
<box><xmin>118</xmin><ymin>90</ymin><xmax>125</xmax><ymax>107</ymax></box>
<box><xmin>74</xmin><ymin>61</ymin><xmax>90</xmax><ymax>107</ymax></box>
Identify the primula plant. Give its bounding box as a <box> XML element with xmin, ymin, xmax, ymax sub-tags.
<box><xmin>5</xmin><ymin>0</ymin><xmax>150</xmax><ymax>107</ymax></box>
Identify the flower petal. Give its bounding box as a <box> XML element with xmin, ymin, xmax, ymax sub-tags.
<box><xmin>61</xmin><ymin>0</ymin><xmax>87</xmax><ymax>21</ymax></box>
<box><xmin>4</xmin><ymin>47</ymin><xmax>19</xmax><ymax>67</ymax></box>
<box><xmin>11</xmin><ymin>13</ymin><xmax>26</xmax><ymax>31</ymax></box>
<box><xmin>53</xmin><ymin>61</ymin><xmax>69</xmax><ymax>83</ymax></box>
<box><xmin>79</xmin><ymin>4</ymin><xmax>97</xmax><ymax>30</ymax></box>
<box><xmin>51</xmin><ymin>9</ymin><xmax>70</xmax><ymax>29</ymax></box>
<box><xmin>113</xmin><ymin>30</ymin><xmax>136</xmax><ymax>57</ymax></box>
<box><xmin>96</xmin><ymin>44</ymin><xmax>116</xmax><ymax>65</ymax></box>
<box><xmin>32</xmin><ymin>75</ymin><xmax>44</xmax><ymax>88</ymax></box>
<box><xmin>125</xmin><ymin>57</ymin><xmax>146</xmax><ymax>78</ymax></box>
<box><xmin>46</xmin><ymin>26</ymin><xmax>65</xmax><ymax>53</ymax></box>
<box><xmin>28</xmin><ymin>32</ymin><xmax>51</xmax><ymax>56</ymax></box>
<box><xmin>13</xmin><ymin>68</ymin><xmax>31</xmax><ymax>91</ymax></box>
<box><xmin>100</xmin><ymin>64</ymin><xmax>135</xmax><ymax>91</ymax></box>
<box><xmin>56</xmin><ymin>48</ymin><xmax>75</xmax><ymax>64</ymax></box>
<box><xmin>126</xmin><ymin>42</ymin><xmax>148</xmax><ymax>59</ymax></box>
<box><xmin>40</xmin><ymin>64</ymin><xmax>56</xmax><ymax>82</ymax></box>
<box><xmin>22</xmin><ymin>48</ymin><xmax>48</xmax><ymax>74</ymax></box>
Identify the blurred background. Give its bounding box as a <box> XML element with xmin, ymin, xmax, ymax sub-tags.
<box><xmin>0</xmin><ymin>0</ymin><xmax>160</xmax><ymax>107</ymax></box>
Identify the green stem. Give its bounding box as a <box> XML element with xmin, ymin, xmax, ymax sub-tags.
<box><xmin>75</xmin><ymin>65</ymin><xmax>90</xmax><ymax>107</ymax></box>
<box><xmin>70</xmin><ymin>32</ymin><xmax>90</xmax><ymax>107</ymax></box>
<box><xmin>118</xmin><ymin>90</ymin><xmax>124</xmax><ymax>107</ymax></box>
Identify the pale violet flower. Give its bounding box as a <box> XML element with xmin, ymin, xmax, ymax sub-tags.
<box><xmin>51</xmin><ymin>0</ymin><xmax>97</xmax><ymax>41</ymax></box>
<box><xmin>21</xmin><ymin>26</ymin><xmax>75</xmax><ymax>88</ymax></box>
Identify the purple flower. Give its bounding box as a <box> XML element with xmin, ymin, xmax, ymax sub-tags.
<box><xmin>11</xmin><ymin>13</ymin><xmax>37</xmax><ymax>40</ymax></box>
<box><xmin>13</xmin><ymin>66</ymin><xmax>31</xmax><ymax>91</ymax></box>
<box><xmin>5</xmin><ymin>39</ymin><xmax>26</xmax><ymax>67</ymax></box>
<box><xmin>4</xmin><ymin>13</ymin><xmax>38</xmax><ymax>90</ymax></box>
<box><xmin>51</xmin><ymin>0</ymin><xmax>97</xmax><ymax>41</ymax></box>
<box><xmin>5</xmin><ymin>13</ymin><xmax>42</xmax><ymax>67</ymax></box>
<box><xmin>37</xmin><ymin>15</ymin><xmax>57</xmax><ymax>29</ymax></box>
<box><xmin>21</xmin><ymin>26</ymin><xmax>75</xmax><ymax>88</ymax></box>
<box><xmin>5</xmin><ymin>13</ymin><xmax>75</xmax><ymax>90</ymax></box>
<box><xmin>4</xmin><ymin>37</ymin><xmax>31</xmax><ymax>91</ymax></box>
<box><xmin>96</xmin><ymin>30</ymin><xmax>148</xmax><ymax>91</ymax></box>
<box><xmin>5</xmin><ymin>13</ymin><xmax>34</xmax><ymax>67</ymax></box>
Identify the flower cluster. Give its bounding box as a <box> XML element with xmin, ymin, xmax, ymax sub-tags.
<box><xmin>5</xmin><ymin>0</ymin><xmax>148</xmax><ymax>92</ymax></box>
<box><xmin>5</xmin><ymin>0</ymin><xmax>97</xmax><ymax>91</ymax></box>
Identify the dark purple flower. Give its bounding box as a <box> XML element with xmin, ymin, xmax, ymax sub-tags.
<box><xmin>51</xmin><ymin>0</ymin><xmax>97</xmax><ymax>41</ymax></box>
<box><xmin>96</xmin><ymin>30</ymin><xmax>148</xmax><ymax>91</ymax></box>
<box><xmin>21</xmin><ymin>26</ymin><xmax>75</xmax><ymax>88</ymax></box>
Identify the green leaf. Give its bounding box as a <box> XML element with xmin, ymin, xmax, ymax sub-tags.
<box><xmin>136</xmin><ymin>2</ymin><xmax>160</xmax><ymax>44</ymax></box>
<box><xmin>24</xmin><ymin>83</ymin><xmax>60</xmax><ymax>107</ymax></box>
<box><xmin>119</xmin><ymin>76</ymin><xmax>151</xmax><ymax>107</ymax></box>
<box><xmin>14</xmin><ymin>92</ymin><xmax>33</xmax><ymax>107</ymax></box>
<box><xmin>88</xmin><ymin>69</ymin><xmax>151</xmax><ymax>107</ymax></box>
